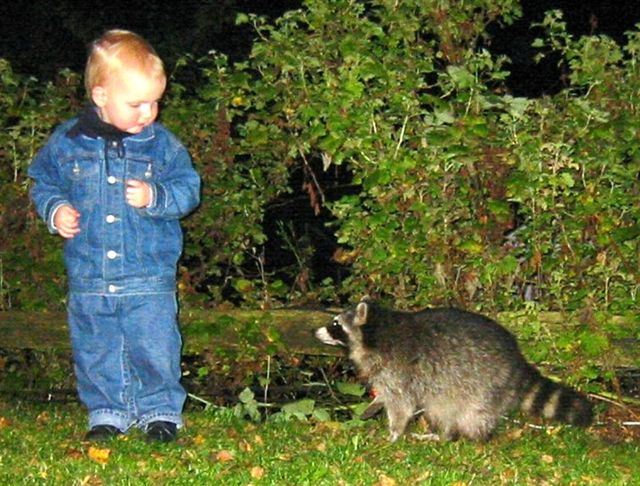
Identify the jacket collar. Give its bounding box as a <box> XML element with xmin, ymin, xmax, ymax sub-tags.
<box><xmin>66</xmin><ymin>104</ymin><xmax>131</xmax><ymax>143</ymax></box>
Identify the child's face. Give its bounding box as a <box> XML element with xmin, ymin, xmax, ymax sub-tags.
<box><xmin>91</xmin><ymin>66</ymin><xmax>165</xmax><ymax>134</ymax></box>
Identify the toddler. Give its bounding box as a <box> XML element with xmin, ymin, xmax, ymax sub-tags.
<box><xmin>29</xmin><ymin>30</ymin><xmax>201</xmax><ymax>442</ymax></box>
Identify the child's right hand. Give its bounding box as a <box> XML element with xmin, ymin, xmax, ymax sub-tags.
<box><xmin>54</xmin><ymin>204</ymin><xmax>81</xmax><ymax>239</ymax></box>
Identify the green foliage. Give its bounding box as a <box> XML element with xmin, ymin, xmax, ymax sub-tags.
<box><xmin>0</xmin><ymin>61</ymin><xmax>81</xmax><ymax>310</ymax></box>
<box><xmin>219</xmin><ymin>1</ymin><xmax>640</xmax><ymax>317</ymax></box>
<box><xmin>161</xmin><ymin>58</ymin><xmax>291</xmax><ymax>305</ymax></box>
<box><xmin>3</xmin><ymin>0</ymin><xmax>640</xmax><ymax>330</ymax></box>
<box><xmin>227</xmin><ymin>0</ymin><xmax>530</xmax><ymax>310</ymax></box>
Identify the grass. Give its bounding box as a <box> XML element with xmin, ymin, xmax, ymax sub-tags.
<box><xmin>0</xmin><ymin>399</ymin><xmax>638</xmax><ymax>485</ymax></box>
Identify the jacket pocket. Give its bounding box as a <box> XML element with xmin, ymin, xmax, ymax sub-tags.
<box><xmin>125</xmin><ymin>158</ymin><xmax>155</xmax><ymax>182</ymax></box>
<box><xmin>60</xmin><ymin>158</ymin><xmax>100</xmax><ymax>208</ymax></box>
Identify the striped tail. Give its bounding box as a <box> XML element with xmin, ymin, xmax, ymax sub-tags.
<box><xmin>519</xmin><ymin>373</ymin><xmax>593</xmax><ymax>426</ymax></box>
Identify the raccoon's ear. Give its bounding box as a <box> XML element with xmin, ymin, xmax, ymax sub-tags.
<box><xmin>354</xmin><ymin>301</ymin><xmax>369</xmax><ymax>326</ymax></box>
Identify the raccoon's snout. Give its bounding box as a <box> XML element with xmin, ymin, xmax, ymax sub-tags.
<box><xmin>314</xmin><ymin>326</ymin><xmax>344</xmax><ymax>346</ymax></box>
<box><xmin>315</xmin><ymin>318</ymin><xmax>349</xmax><ymax>347</ymax></box>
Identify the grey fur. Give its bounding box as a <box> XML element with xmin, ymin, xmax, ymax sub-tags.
<box><xmin>315</xmin><ymin>298</ymin><xmax>593</xmax><ymax>442</ymax></box>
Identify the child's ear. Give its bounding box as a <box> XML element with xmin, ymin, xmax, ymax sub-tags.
<box><xmin>91</xmin><ymin>86</ymin><xmax>107</xmax><ymax>107</ymax></box>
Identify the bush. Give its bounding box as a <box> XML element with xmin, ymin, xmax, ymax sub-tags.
<box><xmin>2</xmin><ymin>1</ymin><xmax>640</xmax><ymax>319</ymax></box>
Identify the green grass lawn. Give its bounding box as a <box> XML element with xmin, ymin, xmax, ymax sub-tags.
<box><xmin>0</xmin><ymin>399</ymin><xmax>638</xmax><ymax>485</ymax></box>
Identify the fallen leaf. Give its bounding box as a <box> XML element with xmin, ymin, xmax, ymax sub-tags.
<box><xmin>36</xmin><ymin>412</ymin><xmax>50</xmax><ymax>424</ymax></box>
<box><xmin>78</xmin><ymin>474</ymin><xmax>104</xmax><ymax>486</ymax></box>
<box><xmin>66</xmin><ymin>448</ymin><xmax>84</xmax><ymax>460</ymax></box>
<box><xmin>374</xmin><ymin>473</ymin><xmax>397</xmax><ymax>486</ymax></box>
<box><xmin>541</xmin><ymin>454</ymin><xmax>554</xmax><ymax>464</ymax></box>
<box><xmin>250</xmin><ymin>466</ymin><xmax>265</xmax><ymax>480</ymax></box>
<box><xmin>0</xmin><ymin>416</ymin><xmax>11</xmax><ymax>428</ymax></box>
<box><xmin>150</xmin><ymin>452</ymin><xmax>165</xmax><ymax>461</ymax></box>
<box><xmin>505</xmin><ymin>428</ymin><xmax>524</xmax><ymax>440</ymax></box>
<box><xmin>193</xmin><ymin>434</ymin><xmax>206</xmax><ymax>446</ymax></box>
<box><xmin>215</xmin><ymin>450</ymin><xmax>234</xmax><ymax>462</ymax></box>
<box><xmin>393</xmin><ymin>450</ymin><xmax>407</xmax><ymax>461</ymax></box>
<box><xmin>414</xmin><ymin>471</ymin><xmax>432</xmax><ymax>482</ymax></box>
<box><xmin>88</xmin><ymin>446</ymin><xmax>111</xmax><ymax>465</ymax></box>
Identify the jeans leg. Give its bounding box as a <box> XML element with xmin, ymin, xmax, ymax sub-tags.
<box><xmin>68</xmin><ymin>293</ymin><xmax>133</xmax><ymax>431</ymax></box>
<box><xmin>122</xmin><ymin>293</ymin><xmax>186</xmax><ymax>428</ymax></box>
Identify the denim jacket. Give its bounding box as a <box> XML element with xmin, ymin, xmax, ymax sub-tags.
<box><xmin>29</xmin><ymin>117</ymin><xmax>201</xmax><ymax>295</ymax></box>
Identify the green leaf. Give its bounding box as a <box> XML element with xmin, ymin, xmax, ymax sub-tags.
<box><xmin>447</xmin><ymin>65</ymin><xmax>475</xmax><ymax>88</ymax></box>
<box><xmin>335</xmin><ymin>381</ymin><xmax>366</xmax><ymax>397</ymax></box>
<box><xmin>281</xmin><ymin>399</ymin><xmax>316</xmax><ymax>416</ymax></box>
<box><xmin>238</xmin><ymin>387</ymin><xmax>256</xmax><ymax>404</ymax></box>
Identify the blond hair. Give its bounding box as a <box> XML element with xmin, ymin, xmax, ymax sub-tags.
<box><xmin>84</xmin><ymin>29</ymin><xmax>166</xmax><ymax>95</ymax></box>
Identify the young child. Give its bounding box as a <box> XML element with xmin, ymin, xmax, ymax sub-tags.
<box><xmin>28</xmin><ymin>30</ymin><xmax>200</xmax><ymax>442</ymax></box>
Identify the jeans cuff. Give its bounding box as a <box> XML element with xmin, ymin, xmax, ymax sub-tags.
<box><xmin>88</xmin><ymin>409</ymin><xmax>133</xmax><ymax>432</ymax></box>
<box><xmin>138</xmin><ymin>412</ymin><xmax>183</xmax><ymax>430</ymax></box>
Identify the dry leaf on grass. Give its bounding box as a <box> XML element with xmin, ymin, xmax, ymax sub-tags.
<box><xmin>250</xmin><ymin>466</ymin><xmax>265</xmax><ymax>479</ymax></box>
<box><xmin>88</xmin><ymin>446</ymin><xmax>111</xmax><ymax>465</ymax></box>
<box><xmin>214</xmin><ymin>450</ymin><xmax>234</xmax><ymax>462</ymax></box>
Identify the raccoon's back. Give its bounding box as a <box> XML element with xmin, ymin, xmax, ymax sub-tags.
<box><xmin>361</xmin><ymin>307</ymin><xmax>525</xmax><ymax>370</ymax></box>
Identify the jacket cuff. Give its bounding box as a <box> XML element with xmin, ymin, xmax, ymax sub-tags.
<box><xmin>145</xmin><ymin>182</ymin><xmax>166</xmax><ymax>215</ymax></box>
<box><xmin>46</xmin><ymin>199</ymin><xmax>71</xmax><ymax>234</ymax></box>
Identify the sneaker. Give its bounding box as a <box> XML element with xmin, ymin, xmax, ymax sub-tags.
<box><xmin>84</xmin><ymin>424</ymin><xmax>122</xmax><ymax>442</ymax></box>
<box><xmin>145</xmin><ymin>421</ymin><xmax>177</xmax><ymax>443</ymax></box>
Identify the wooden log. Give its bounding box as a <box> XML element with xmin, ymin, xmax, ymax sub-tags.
<box><xmin>0</xmin><ymin>309</ymin><xmax>637</xmax><ymax>367</ymax></box>
<box><xmin>0</xmin><ymin>309</ymin><xmax>342</xmax><ymax>356</ymax></box>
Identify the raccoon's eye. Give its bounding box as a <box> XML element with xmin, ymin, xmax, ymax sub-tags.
<box><xmin>331</xmin><ymin>318</ymin><xmax>340</xmax><ymax>328</ymax></box>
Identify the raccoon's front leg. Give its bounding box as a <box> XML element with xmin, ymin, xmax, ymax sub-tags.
<box><xmin>385</xmin><ymin>400</ymin><xmax>413</xmax><ymax>442</ymax></box>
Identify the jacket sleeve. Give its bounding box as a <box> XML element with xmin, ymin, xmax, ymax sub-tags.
<box><xmin>143</xmin><ymin>142</ymin><xmax>201</xmax><ymax>220</ymax></box>
<box><xmin>28</xmin><ymin>138</ymin><xmax>71</xmax><ymax>234</ymax></box>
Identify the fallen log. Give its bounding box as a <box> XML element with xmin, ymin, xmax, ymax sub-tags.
<box><xmin>0</xmin><ymin>309</ymin><xmax>638</xmax><ymax>367</ymax></box>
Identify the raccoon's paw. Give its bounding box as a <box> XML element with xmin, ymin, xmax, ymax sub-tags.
<box><xmin>410</xmin><ymin>432</ymin><xmax>441</xmax><ymax>442</ymax></box>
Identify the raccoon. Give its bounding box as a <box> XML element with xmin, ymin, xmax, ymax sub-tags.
<box><xmin>315</xmin><ymin>298</ymin><xmax>593</xmax><ymax>442</ymax></box>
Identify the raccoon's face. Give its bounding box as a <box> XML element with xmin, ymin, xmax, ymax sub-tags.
<box><xmin>315</xmin><ymin>301</ymin><xmax>371</xmax><ymax>348</ymax></box>
<box><xmin>314</xmin><ymin>311</ymin><xmax>355</xmax><ymax>347</ymax></box>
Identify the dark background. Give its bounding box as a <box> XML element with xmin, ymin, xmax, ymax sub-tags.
<box><xmin>2</xmin><ymin>1</ymin><xmax>640</xmax><ymax>96</ymax></box>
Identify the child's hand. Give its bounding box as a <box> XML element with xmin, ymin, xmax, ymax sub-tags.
<box><xmin>125</xmin><ymin>179</ymin><xmax>152</xmax><ymax>208</ymax></box>
<box><xmin>54</xmin><ymin>204</ymin><xmax>81</xmax><ymax>239</ymax></box>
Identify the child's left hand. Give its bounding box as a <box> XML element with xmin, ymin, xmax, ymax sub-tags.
<box><xmin>125</xmin><ymin>179</ymin><xmax>152</xmax><ymax>208</ymax></box>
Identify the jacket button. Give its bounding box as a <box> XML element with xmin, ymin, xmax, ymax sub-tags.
<box><xmin>108</xmin><ymin>285</ymin><xmax>117</xmax><ymax>293</ymax></box>
<box><xmin>107</xmin><ymin>250</ymin><xmax>118</xmax><ymax>259</ymax></box>
<box><xmin>106</xmin><ymin>215</ymin><xmax>116</xmax><ymax>223</ymax></box>
<box><xmin>107</xmin><ymin>176</ymin><xmax>117</xmax><ymax>184</ymax></box>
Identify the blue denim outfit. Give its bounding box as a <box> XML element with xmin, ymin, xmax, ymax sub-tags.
<box><xmin>29</xmin><ymin>111</ymin><xmax>200</xmax><ymax>432</ymax></box>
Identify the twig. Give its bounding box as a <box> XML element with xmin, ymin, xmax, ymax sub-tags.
<box><xmin>319</xmin><ymin>367</ymin><xmax>341</xmax><ymax>404</ymax></box>
<box><xmin>264</xmin><ymin>355</ymin><xmax>271</xmax><ymax>406</ymax></box>
<box><xmin>188</xmin><ymin>392</ymin><xmax>216</xmax><ymax>409</ymax></box>
<box><xmin>393</xmin><ymin>114</ymin><xmax>409</xmax><ymax>160</ymax></box>
<box><xmin>298</xmin><ymin>146</ymin><xmax>326</xmax><ymax>206</ymax></box>
<box><xmin>589</xmin><ymin>391</ymin><xmax>640</xmax><ymax>408</ymax></box>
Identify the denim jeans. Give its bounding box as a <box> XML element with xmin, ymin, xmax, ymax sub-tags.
<box><xmin>68</xmin><ymin>292</ymin><xmax>186</xmax><ymax>432</ymax></box>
